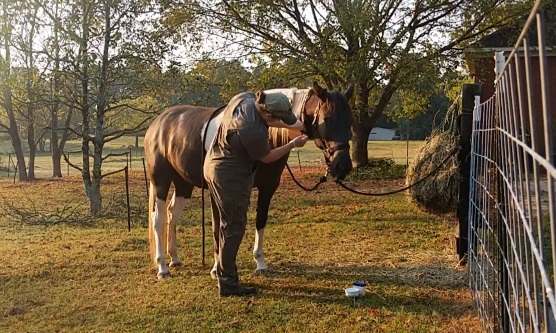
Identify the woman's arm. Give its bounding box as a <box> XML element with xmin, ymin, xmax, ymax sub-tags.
<box><xmin>260</xmin><ymin>134</ymin><xmax>309</xmax><ymax>164</ymax></box>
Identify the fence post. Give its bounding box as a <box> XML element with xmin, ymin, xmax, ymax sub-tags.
<box><xmin>494</xmin><ymin>50</ymin><xmax>510</xmax><ymax>333</ymax></box>
<box><xmin>457</xmin><ymin>83</ymin><xmax>481</xmax><ymax>263</ymax></box>
<box><xmin>7</xmin><ymin>153</ymin><xmax>11</xmax><ymax>178</ymax></box>
<box><xmin>124</xmin><ymin>166</ymin><xmax>131</xmax><ymax>232</ymax></box>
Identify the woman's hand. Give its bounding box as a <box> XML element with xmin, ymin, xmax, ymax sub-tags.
<box><xmin>260</xmin><ymin>134</ymin><xmax>309</xmax><ymax>164</ymax></box>
<box><xmin>290</xmin><ymin>134</ymin><xmax>309</xmax><ymax>148</ymax></box>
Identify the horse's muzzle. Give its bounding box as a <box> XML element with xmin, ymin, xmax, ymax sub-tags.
<box><xmin>329</xmin><ymin>148</ymin><xmax>352</xmax><ymax>180</ymax></box>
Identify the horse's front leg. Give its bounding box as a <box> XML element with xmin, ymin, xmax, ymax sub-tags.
<box><xmin>167</xmin><ymin>192</ymin><xmax>187</xmax><ymax>267</ymax></box>
<box><xmin>254</xmin><ymin>186</ymin><xmax>279</xmax><ymax>273</ymax></box>
<box><xmin>252</xmin><ymin>157</ymin><xmax>287</xmax><ymax>273</ymax></box>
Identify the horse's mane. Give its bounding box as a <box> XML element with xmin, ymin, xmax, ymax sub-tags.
<box><xmin>264</xmin><ymin>88</ymin><xmax>309</xmax><ymax>148</ymax></box>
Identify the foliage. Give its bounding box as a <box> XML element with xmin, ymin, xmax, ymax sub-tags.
<box><xmin>346</xmin><ymin>158</ymin><xmax>407</xmax><ymax>181</ymax></box>
<box><xmin>162</xmin><ymin>0</ymin><xmax>528</xmax><ymax>165</ymax></box>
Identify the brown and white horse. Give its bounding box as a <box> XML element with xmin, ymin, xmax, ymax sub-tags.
<box><xmin>144</xmin><ymin>82</ymin><xmax>353</xmax><ymax>279</ymax></box>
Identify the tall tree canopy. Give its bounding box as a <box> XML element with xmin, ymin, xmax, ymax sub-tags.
<box><xmin>164</xmin><ymin>0</ymin><xmax>528</xmax><ymax>166</ymax></box>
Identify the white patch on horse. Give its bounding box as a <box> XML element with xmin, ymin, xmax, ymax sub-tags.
<box><xmin>210</xmin><ymin>261</ymin><xmax>217</xmax><ymax>280</ymax></box>
<box><xmin>167</xmin><ymin>193</ymin><xmax>186</xmax><ymax>267</ymax></box>
<box><xmin>253</xmin><ymin>228</ymin><xmax>267</xmax><ymax>272</ymax></box>
<box><xmin>153</xmin><ymin>198</ymin><xmax>170</xmax><ymax>279</ymax></box>
<box><xmin>201</xmin><ymin>111</ymin><xmax>224</xmax><ymax>152</ymax></box>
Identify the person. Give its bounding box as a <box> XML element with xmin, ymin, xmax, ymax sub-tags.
<box><xmin>203</xmin><ymin>90</ymin><xmax>308</xmax><ymax>297</ymax></box>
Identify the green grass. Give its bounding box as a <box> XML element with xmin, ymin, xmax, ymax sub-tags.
<box><xmin>0</xmin><ymin>170</ymin><xmax>481</xmax><ymax>332</ymax></box>
<box><xmin>0</xmin><ymin>137</ymin><xmax>423</xmax><ymax>179</ymax></box>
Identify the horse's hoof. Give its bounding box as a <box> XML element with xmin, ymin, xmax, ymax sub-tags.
<box><xmin>254</xmin><ymin>268</ymin><xmax>268</xmax><ymax>275</ymax></box>
<box><xmin>169</xmin><ymin>260</ymin><xmax>183</xmax><ymax>268</ymax></box>
<box><xmin>157</xmin><ymin>271</ymin><xmax>171</xmax><ymax>280</ymax></box>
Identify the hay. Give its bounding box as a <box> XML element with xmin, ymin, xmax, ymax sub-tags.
<box><xmin>406</xmin><ymin>103</ymin><xmax>460</xmax><ymax>214</ymax></box>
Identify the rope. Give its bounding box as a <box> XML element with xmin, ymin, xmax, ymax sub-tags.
<box><xmin>335</xmin><ymin>147</ymin><xmax>460</xmax><ymax>196</ymax></box>
<box><xmin>285</xmin><ymin>163</ymin><xmax>327</xmax><ymax>191</ymax></box>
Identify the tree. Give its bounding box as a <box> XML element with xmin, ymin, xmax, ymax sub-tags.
<box><xmin>168</xmin><ymin>0</ymin><xmax>526</xmax><ymax>166</ymax></box>
<box><xmin>0</xmin><ymin>0</ymin><xmax>28</xmax><ymax>181</ymax></box>
<box><xmin>43</xmin><ymin>0</ymin><xmax>75</xmax><ymax>177</ymax></box>
<box><xmin>57</xmin><ymin>0</ymin><xmax>164</xmax><ymax>215</ymax></box>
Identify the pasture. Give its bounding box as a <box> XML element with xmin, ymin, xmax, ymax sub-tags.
<box><xmin>0</xmin><ymin>140</ymin><xmax>480</xmax><ymax>332</ymax></box>
<box><xmin>0</xmin><ymin>137</ymin><xmax>425</xmax><ymax>178</ymax></box>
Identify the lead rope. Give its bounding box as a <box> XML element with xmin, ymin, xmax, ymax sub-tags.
<box><xmin>285</xmin><ymin>162</ymin><xmax>327</xmax><ymax>191</ymax></box>
<box><xmin>335</xmin><ymin>147</ymin><xmax>460</xmax><ymax>196</ymax></box>
<box><xmin>286</xmin><ymin>147</ymin><xmax>460</xmax><ymax>196</ymax></box>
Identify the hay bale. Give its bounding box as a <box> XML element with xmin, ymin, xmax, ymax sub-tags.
<box><xmin>406</xmin><ymin>131</ymin><xmax>459</xmax><ymax>214</ymax></box>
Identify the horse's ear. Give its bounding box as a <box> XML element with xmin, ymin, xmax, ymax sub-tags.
<box><xmin>344</xmin><ymin>85</ymin><xmax>354</xmax><ymax>101</ymax></box>
<box><xmin>255</xmin><ymin>90</ymin><xmax>266</xmax><ymax>104</ymax></box>
<box><xmin>312</xmin><ymin>81</ymin><xmax>328</xmax><ymax>100</ymax></box>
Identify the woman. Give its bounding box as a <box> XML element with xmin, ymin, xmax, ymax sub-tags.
<box><xmin>204</xmin><ymin>90</ymin><xmax>308</xmax><ymax>297</ymax></box>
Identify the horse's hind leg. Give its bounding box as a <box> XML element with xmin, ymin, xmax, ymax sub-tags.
<box><xmin>153</xmin><ymin>183</ymin><xmax>171</xmax><ymax>279</ymax></box>
<box><xmin>167</xmin><ymin>179</ymin><xmax>193</xmax><ymax>268</ymax></box>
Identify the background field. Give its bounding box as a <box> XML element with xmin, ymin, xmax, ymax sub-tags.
<box><xmin>0</xmin><ymin>136</ymin><xmax>424</xmax><ymax>179</ymax></box>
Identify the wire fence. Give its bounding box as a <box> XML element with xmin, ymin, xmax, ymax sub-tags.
<box><xmin>468</xmin><ymin>2</ymin><xmax>556</xmax><ymax>332</ymax></box>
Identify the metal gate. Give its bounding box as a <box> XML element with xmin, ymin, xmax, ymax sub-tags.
<box><xmin>467</xmin><ymin>1</ymin><xmax>556</xmax><ymax>332</ymax></box>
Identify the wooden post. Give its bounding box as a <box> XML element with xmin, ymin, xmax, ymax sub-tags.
<box><xmin>457</xmin><ymin>83</ymin><xmax>481</xmax><ymax>263</ymax></box>
<box><xmin>142</xmin><ymin>157</ymin><xmax>148</xmax><ymax>195</ymax></box>
<box><xmin>124</xmin><ymin>166</ymin><xmax>131</xmax><ymax>232</ymax></box>
<box><xmin>13</xmin><ymin>162</ymin><xmax>17</xmax><ymax>184</ymax></box>
<box><xmin>129</xmin><ymin>147</ymin><xmax>132</xmax><ymax>170</ymax></box>
<box><xmin>406</xmin><ymin>124</ymin><xmax>409</xmax><ymax>169</ymax></box>
<box><xmin>7</xmin><ymin>153</ymin><xmax>11</xmax><ymax>178</ymax></box>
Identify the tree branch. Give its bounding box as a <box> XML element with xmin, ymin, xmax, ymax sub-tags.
<box><xmin>62</xmin><ymin>151</ymin><xmax>83</xmax><ymax>172</ymax></box>
<box><xmin>104</xmin><ymin>115</ymin><xmax>153</xmax><ymax>142</ymax></box>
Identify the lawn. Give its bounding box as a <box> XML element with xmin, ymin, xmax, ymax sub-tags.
<box><xmin>0</xmin><ymin>166</ymin><xmax>481</xmax><ymax>332</ymax></box>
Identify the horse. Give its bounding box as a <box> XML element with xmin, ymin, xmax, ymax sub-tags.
<box><xmin>144</xmin><ymin>82</ymin><xmax>353</xmax><ymax>279</ymax></box>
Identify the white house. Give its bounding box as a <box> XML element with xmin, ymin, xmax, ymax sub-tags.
<box><xmin>368</xmin><ymin>127</ymin><xmax>398</xmax><ymax>141</ymax></box>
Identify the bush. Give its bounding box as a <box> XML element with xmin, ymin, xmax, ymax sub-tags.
<box><xmin>347</xmin><ymin>158</ymin><xmax>407</xmax><ymax>181</ymax></box>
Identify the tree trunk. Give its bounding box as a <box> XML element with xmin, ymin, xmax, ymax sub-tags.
<box><xmin>79</xmin><ymin>0</ymin><xmax>93</xmax><ymax>213</ymax></box>
<box><xmin>27</xmin><ymin>100</ymin><xmax>36</xmax><ymax>180</ymax></box>
<box><xmin>88</xmin><ymin>179</ymin><xmax>102</xmax><ymax>216</ymax></box>
<box><xmin>351</xmin><ymin>83</ymin><xmax>372</xmax><ymax>167</ymax></box>
<box><xmin>351</xmin><ymin>123</ymin><xmax>371</xmax><ymax>167</ymax></box>
<box><xmin>25</xmin><ymin>2</ymin><xmax>38</xmax><ymax>180</ymax></box>
<box><xmin>86</xmin><ymin>0</ymin><xmax>111</xmax><ymax>216</ymax></box>
<box><xmin>2</xmin><ymin>0</ymin><xmax>27</xmax><ymax>181</ymax></box>
<box><xmin>38</xmin><ymin>138</ymin><xmax>45</xmax><ymax>153</ymax></box>
<box><xmin>50</xmin><ymin>0</ymin><xmax>63</xmax><ymax>178</ymax></box>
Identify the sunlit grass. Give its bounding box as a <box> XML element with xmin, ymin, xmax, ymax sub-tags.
<box><xmin>0</xmin><ymin>170</ymin><xmax>481</xmax><ymax>332</ymax></box>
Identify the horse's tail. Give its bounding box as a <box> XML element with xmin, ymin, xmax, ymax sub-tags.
<box><xmin>148</xmin><ymin>181</ymin><xmax>156</xmax><ymax>266</ymax></box>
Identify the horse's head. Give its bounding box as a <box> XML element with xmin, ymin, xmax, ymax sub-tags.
<box><xmin>302</xmin><ymin>82</ymin><xmax>354</xmax><ymax>180</ymax></box>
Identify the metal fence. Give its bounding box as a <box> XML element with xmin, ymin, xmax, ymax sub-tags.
<box><xmin>468</xmin><ymin>1</ymin><xmax>556</xmax><ymax>332</ymax></box>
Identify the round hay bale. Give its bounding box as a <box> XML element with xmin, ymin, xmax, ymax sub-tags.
<box><xmin>406</xmin><ymin>99</ymin><xmax>460</xmax><ymax>214</ymax></box>
<box><xmin>406</xmin><ymin>130</ymin><xmax>459</xmax><ymax>214</ymax></box>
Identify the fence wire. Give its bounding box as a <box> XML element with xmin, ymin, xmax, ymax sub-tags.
<box><xmin>468</xmin><ymin>2</ymin><xmax>556</xmax><ymax>332</ymax></box>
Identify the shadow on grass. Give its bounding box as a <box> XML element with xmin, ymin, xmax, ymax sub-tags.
<box><xmin>250</xmin><ymin>261</ymin><xmax>471</xmax><ymax>316</ymax></box>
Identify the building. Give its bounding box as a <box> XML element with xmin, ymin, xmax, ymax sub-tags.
<box><xmin>368</xmin><ymin>127</ymin><xmax>398</xmax><ymax>141</ymax></box>
<box><xmin>464</xmin><ymin>24</ymin><xmax>556</xmax><ymax>161</ymax></box>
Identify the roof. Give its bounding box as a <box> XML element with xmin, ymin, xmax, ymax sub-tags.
<box><xmin>466</xmin><ymin>4</ymin><xmax>556</xmax><ymax>53</ymax></box>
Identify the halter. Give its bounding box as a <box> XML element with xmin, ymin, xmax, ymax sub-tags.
<box><xmin>301</xmin><ymin>96</ymin><xmax>349</xmax><ymax>166</ymax></box>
